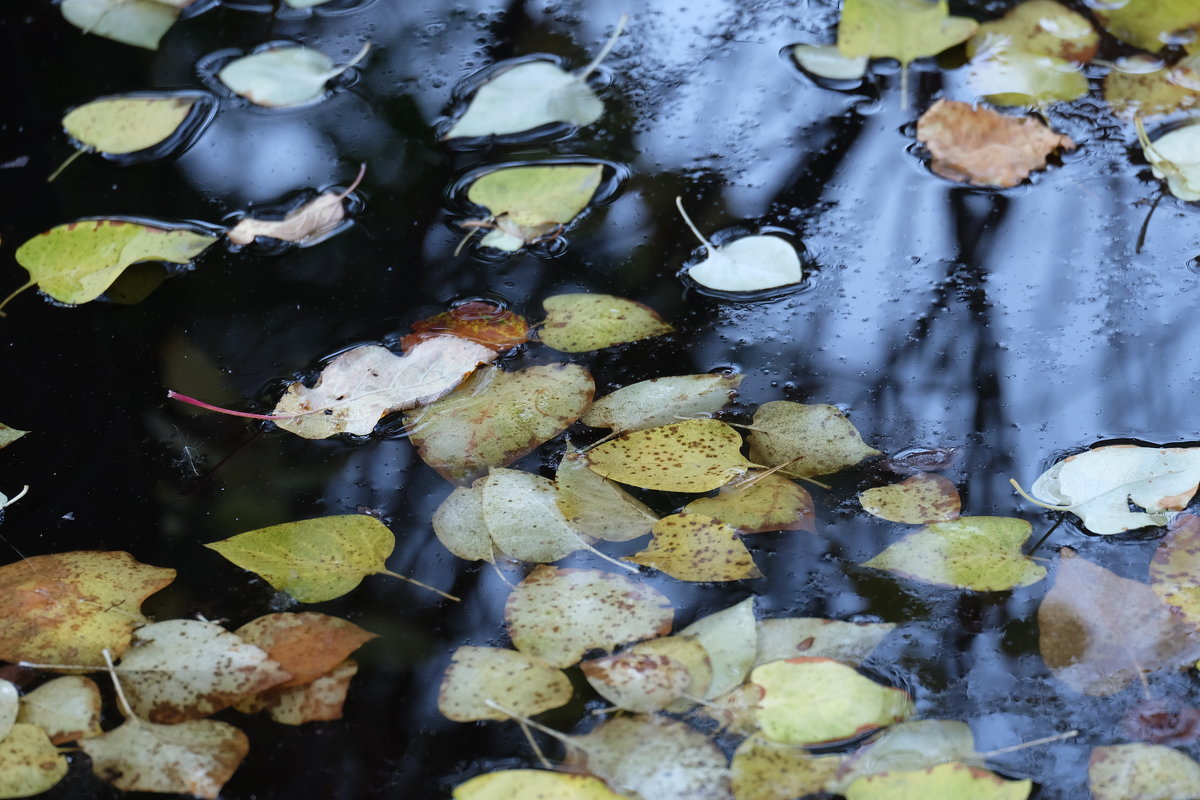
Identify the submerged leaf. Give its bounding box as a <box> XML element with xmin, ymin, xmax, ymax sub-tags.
<box><xmin>626</xmin><ymin>513</ymin><xmax>762</xmax><ymax>581</ymax></box>
<box><xmin>837</xmin><ymin>0</ymin><xmax>977</xmax><ymax>93</ymax></box>
<box><xmin>1105</xmin><ymin>61</ymin><xmax>1200</xmax><ymax>118</ymax></box>
<box><xmin>587</xmin><ymin>419</ymin><xmax>757</xmax><ymax>492</ymax></box>
<box><xmin>465</xmin><ymin>163</ymin><xmax>604</xmax><ymax>251</ymax></box>
<box><xmin>60</xmin><ymin>0</ymin><xmax>180</xmax><ymax>49</ymax></box>
<box><xmin>676</xmin><ymin>199</ymin><xmax>802</xmax><ymax>293</ymax></box>
<box><xmin>966</xmin><ymin>49</ymin><xmax>1089</xmax><ymax>107</ymax></box>
<box><xmin>1089</xmin><ymin>743</ymin><xmax>1200</xmax><ymax>800</ymax></box>
<box><xmin>0</xmin><ymin>724</ymin><xmax>68</xmax><ymax>798</ymax></box>
<box><xmin>832</xmin><ymin>720</ymin><xmax>982</xmax><ymax>793</ymax></box>
<box><xmin>1151</xmin><ymin>514</ymin><xmax>1200</xmax><ymax>628</ymax></box>
<box><xmin>1138</xmin><ymin>119</ymin><xmax>1200</xmax><ymax>202</ymax></box>
<box><xmin>540</xmin><ymin>294</ymin><xmax>674</xmax><ymax>353</ymax></box>
<box><xmin>438</xmin><ymin>645</ymin><xmax>571</xmax><ymax>721</ymax></box>
<box><xmin>966</xmin><ymin>0</ymin><xmax>1098</xmax><ymax>63</ymax></box>
<box><xmin>859</xmin><ymin>474</ymin><xmax>960</xmax><ymax>524</ymax></box>
<box><xmin>582</xmin><ymin>373</ymin><xmax>742</xmax><ymax>433</ymax></box>
<box><xmin>754</xmin><ymin>618</ymin><xmax>895</xmax><ymax>668</ymax></box>
<box><xmin>62</xmin><ymin>94</ymin><xmax>197</xmax><ymax>156</ymax></box>
<box><xmin>219</xmin><ymin>43</ymin><xmax>369</xmax><ymax>107</ymax></box>
<box><xmin>747</xmin><ymin>401</ymin><xmax>879</xmax><ymax>479</ymax></box>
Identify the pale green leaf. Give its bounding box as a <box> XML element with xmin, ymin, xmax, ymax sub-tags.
<box><xmin>480</xmin><ymin>468</ymin><xmax>589</xmax><ymax>562</ymax></box>
<box><xmin>837</xmin><ymin>0</ymin><xmax>978</xmax><ymax>65</ymax></box>
<box><xmin>582</xmin><ymin>374</ymin><xmax>742</xmax><ymax>433</ymax></box>
<box><xmin>540</xmin><ymin>293</ymin><xmax>674</xmax><ymax>352</ymax></box>
<box><xmin>453</xmin><ymin>770</ymin><xmax>629</xmax><ymax>800</ymax></box>
<box><xmin>466</xmin><ymin>164</ymin><xmax>604</xmax><ymax>251</ymax></box>
<box><xmin>747</xmin><ymin>401</ymin><xmax>879</xmax><ymax>479</ymax></box>
<box><xmin>731</xmin><ymin>733</ymin><xmax>842</xmax><ymax>800</ymax></box>
<box><xmin>677</xmin><ymin>199</ymin><xmax>802</xmax><ymax>293</ymax></box>
<box><xmin>845</xmin><ymin>762</ymin><xmax>1031</xmax><ymax>800</ymax></box>
<box><xmin>1092</xmin><ymin>0</ymin><xmax>1200</xmax><ymax>53</ymax></box>
<box><xmin>446</xmin><ymin>61</ymin><xmax>602</xmax><ymax>139</ymax></box>
<box><xmin>437</xmin><ymin>645</ymin><xmax>571</xmax><ymax>721</ymax></box>
<box><xmin>679</xmin><ymin>597</ymin><xmax>757</xmax><ymax>698</ymax></box>
<box><xmin>63</xmin><ymin>94</ymin><xmax>196</xmax><ymax>155</ymax></box>
<box><xmin>17</xmin><ymin>676</ymin><xmax>102</xmax><ymax>744</ymax></box>
<box><xmin>1089</xmin><ymin>744</ymin><xmax>1200</xmax><ymax>800</ymax></box>
<box><xmin>219</xmin><ymin>43</ymin><xmax>369</xmax><ymax>107</ymax></box>
<box><xmin>755</xmin><ymin>617</ymin><xmax>895</xmax><ymax>667</ymax></box>
<box><xmin>967</xmin><ymin>50</ymin><xmax>1088</xmax><ymax>106</ymax></box>
<box><xmin>432</xmin><ymin>484</ymin><xmax>495</xmax><ymax>562</ymax></box>
<box><xmin>792</xmin><ymin>44</ymin><xmax>868</xmax><ymax>81</ymax></box>
<box><xmin>60</xmin><ymin>0</ymin><xmax>179</xmax><ymax>49</ymax></box>
<box><xmin>555</xmin><ymin>447</ymin><xmax>658</xmax><ymax>543</ymax></box>
<box><xmin>1138</xmin><ymin>120</ymin><xmax>1200</xmax><ymax>202</ymax></box>
<box><xmin>832</xmin><ymin>720</ymin><xmax>982</xmax><ymax>794</ymax></box>
<box><xmin>0</xmin><ymin>426</ymin><xmax>27</xmax><ymax>450</ymax></box>
<box><xmin>0</xmin><ymin>724</ymin><xmax>68</xmax><ymax>799</ymax></box>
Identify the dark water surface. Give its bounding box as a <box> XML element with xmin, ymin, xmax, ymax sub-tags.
<box><xmin>2</xmin><ymin>0</ymin><xmax>1200</xmax><ymax>797</ymax></box>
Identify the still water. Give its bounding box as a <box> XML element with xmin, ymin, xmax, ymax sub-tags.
<box><xmin>2</xmin><ymin>0</ymin><xmax>1200</xmax><ymax>797</ymax></box>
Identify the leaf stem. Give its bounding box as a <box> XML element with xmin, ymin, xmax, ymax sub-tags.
<box><xmin>484</xmin><ymin>699</ymin><xmax>573</xmax><ymax>746</ymax></box>
<box><xmin>1008</xmin><ymin>478</ymin><xmax>1072</xmax><ymax>511</ymax></box>
<box><xmin>579</xmin><ymin>15</ymin><xmax>628</xmax><ymax>80</ymax></box>
<box><xmin>379</xmin><ymin>568</ymin><xmax>460</xmax><ymax>602</ymax></box>
<box><xmin>166</xmin><ymin>390</ymin><xmax>305</xmax><ymax>421</ymax></box>
<box><xmin>47</xmin><ymin>148</ymin><xmax>85</xmax><ymax>183</ymax></box>
<box><xmin>0</xmin><ymin>485</ymin><xmax>29</xmax><ymax>509</ymax></box>
<box><xmin>102</xmin><ymin>649</ymin><xmax>137</xmax><ymax>721</ymax></box>
<box><xmin>675</xmin><ymin>196</ymin><xmax>716</xmax><ymax>252</ymax></box>
<box><xmin>980</xmin><ymin>729</ymin><xmax>1078</xmax><ymax>758</ymax></box>
<box><xmin>0</xmin><ymin>280</ymin><xmax>37</xmax><ymax>318</ymax></box>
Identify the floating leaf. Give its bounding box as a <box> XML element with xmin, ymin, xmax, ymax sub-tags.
<box><xmin>755</xmin><ymin>618</ymin><xmax>895</xmax><ymax>667</ymax></box>
<box><xmin>1138</xmin><ymin>118</ymin><xmax>1200</xmax><ymax>202</ymax></box>
<box><xmin>1039</xmin><ymin>548</ymin><xmax>1200</xmax><ymax>696</ymax></box>
<box><xmin>684</xmin><ymin>473</ymin><xmax>816</xmax><ymax>534</ymax></box>
<box><xmin>791</xmin><ymin>44</ymin><xmax>868</xmax><ymax>82</ymax></box>
<box><xmin>271</xmin><ymin>339</ymin><xmax>498</xmax><ymax>439</ymax></box>
<box><xmin>1121</xmin><ymin>697</ymin><xmax>1200</xmax><ymax>746</ymax></box>
<box><xmin>915</xmin><ymin>99</ymin><xmax>1075</xmax><ymax>189</ymax></box>
<box><xmin>432</xmin><ymin>484</ymin><xmax>495</xmax><ymax>562</ymax></box>
<box><xmin>581</xmin><ymin>650</ymin><xmax>695</xmax><ymax>713</ymax></box>
<box><xmin>2</xmin><ymin>220</ymin><xmax>217</xmax><ymax>316</ymax></box>
<box><xmin>676</xmin><ymin>199</ymin><xmax>802</xmax><ymax>293</ymax></box>
<box><xmin>679</xmin><ymin>597</ymin><xmax>757</xmax><ymax>698</ymax></box>
<box><xmin>234</xmin><ymin>612</ymin><xmax>376</xmax><ymax>688</ymax></box>
<box><xmin>1105</xmin><ymin>60</ymin><xmax>1200</xmax><ymax>118</ymax></box>
<box><xmin>58</xmin><ymin>94</ymin><xmax>201</xmax><ymax>175</ymax></box>
<box><xmin>505</xmin><ymin>566</ymin><xmax>673</xmax><ymax>668</ymax></box>
<box><xmin>116</xmin><ymin>619</ymin><xmax>289</xmax><ymax>723</ymax></box>
<box><xmin>16</xmin><ymin>676</ymin><xmax>102</xmax><ymax>744</ymax></box>
<box><xmin>845</xmin><ymin>762</ymin><xmax>1031</xmax><ymax>800</ymax></box>
<box><xmin>400</xmin><ymin>300</ymin><xmax>530</xmax><ymax>352</ymax></box>
<box><xmin>751</xmin><ymin>658</ymin><xmax>913</xmax><ymax>746</ymax></box>
<box><xmin>0</xmin><ymin>682</ymin><xmax>15</xmax><ymax>742</ymax></box>
<box><xmin>588</xmin><ymin>419</ymin><xmax>757</xmax><ymax>492</ymax></box>
<box><xmin>453</xmin><ymin>770</ymin><xmax>628</xmax><ymax>800</ymax></box>
<box><xmin>444</xmin><ymin>19</ymin><xmax>623</xmax><ymax>140</ymax></box>
<box><xmin>0</xmin><ymin>724</ymin><xmax>68</xmax><ymax>798</ymax></box>
<box><xmin>747</xmin><ymin>401</ymin><xmax>879</xmax><ymax>479</ymax></box>
<box><xmin>206</xmin><ymin>514</ymin><xmax>452</xmax><ymax>602</ymax></box>
<box><xmin>1089</xmin><ymin>743</ymin><xmax>1200</xmax><ymax>800</ymax></box>
<box><xmin>438</xmin><ymin>646</ymin><xmax>571</xmax><ymax>722</ymax></box>
<box><xmin>965</xmin><ymin>0</ymin><xmax>1098</xmax><ymax>63</ymax></box>
<box><xmin>239</xmin><ymin>659</ymin><xmax>358</xmax><ymax>725</ymax></box>
<box><xmin>0</xmin><ymin>550</ymin><xmax>174</xmax><ymax>664</ymax></box>
<box><xmin>732</xmin><ymin>733</ymin><xmax>842</xmax><ymax>800</ymax></box>
<box><xmin>540</xmin><ymin>294</ymin><xmax>674</xmax><ymax>353</ymax></box>
<box><xmin>1014</xmin><ymin>444</ymin><xmax>1200</xmax><ymax>534</ymax></box>
<box><xmin>582</xmin><ymin>374</ymin><xmax>742</xmax><ymax>433</ymax></box>
<box><xmin>860</xmin><ymin>474</ymin><xmax>960</xmax><ymax>524</ymax></box>
<box><xmin>60</xmin><ymin>0</ymin><xmax>180</xmax><ymax>49</ymax></box>
<box><xmin>81</xmin><ymin>717</ymin><xmax>249</xmax><ymax>799</ymax></box>
<box><xmin>0</xmin><ymin>426</ymin><xmax>26</xmax><ymax>449</ymax></box>
<box><xmin>464</xmin><ymin>163</ymin><xmax>604</xmax><ymax>251</ymax></box>
<box><xmin>1092</xmin><ymin>0</ymin><xmax>1200</xmax><ymax>53</ymax></box>
<box><xmin>226</xmin><ymin>165</ymin><xmax>365</xmax><ymax>246</ymax></box>
<box><xmin>555</xmin><ymin>447</ymin><xmax>658</xmax><ymax>543</ymax></box>
<box><xmin>406</xmin><ymin>363</ymin><xmax>595</xmax><ymax>484</ymax></box>
<box><xmin>480</xmin><ymin>469</ymin><xmax>590</xmax><ymax>562</ymax></box>
<box><xmin>966</xmin><ymin>49</ymin><xmax>1088</xmax><ymax>107</ymax></box>
<box><xmin>1152</xmin><ymin>514</ymin><xmax>1200</xmax><ymax>628</ymax></box>
<box><xmin>626</xmin><ymin>513</ymin><xmax>761</xmax><ymax>581</ymax></box>
<box><xmin>862</xmin><ymin>516</ymin><xmax>1045</xmax><ymax>591</ymax></box>
<box><xmin>832</xmin><ymin>720</ymin><xmax>982</xmax><ymax>793</ymax></box>
<box><xmin>218</xmin><ymin>43</ymin><xmax>370</xmax><ymax>107</ymax></box>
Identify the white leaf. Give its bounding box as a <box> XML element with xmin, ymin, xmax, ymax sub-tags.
<box><xmin>219</xmin><ymin>43</ymin><xmax>369</xmax><ymax>108</ymax></box>
<box><xmin>60</xmin><ymin>0</ymin><xmax>179</xmax><ymax>50</ymax></box>
<box><xmin>676</xmin><ymin>198</ymin><xmax>803</xmax><ymax>293</ymax></box>
<box><xmin>445</xmin><ymin>61</ymin><xmax>603</xmax><ymax>139</ymax></box>
<box><xmin>1138</xmin><ymin>119</ymin><xmax>1200</xmax><ymax>201</ymax></box>
<box><xmin>792</xmin><ymin>44</ymin><xmax>868</xmax><ymax>80</ymax></box>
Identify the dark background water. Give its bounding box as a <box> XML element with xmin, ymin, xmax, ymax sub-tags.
<box><xmin>2</xmin><ymin>0</ymin><xmax>1200</xmax><ymax>797</ymax></box>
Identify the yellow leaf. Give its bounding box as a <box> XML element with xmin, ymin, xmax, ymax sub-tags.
<box><xmin>845</xmin><ymin>762</ymin><xmax>1031</xmax><ymax>800</ymax></box>
<box><xmin>438</xmin><ymin>646</ymin><xmax>571</xmax><ymax>721</ymax></box>
<box><xmin>555</xmin><ymin>446</ymin><xmax>658</xmax><ymax>543</ymax></box>
<box><xmin>62</xmin><ymin>94</ymin><xmax>197</xmax><ymax>155</ymax></box>
<box><xmin>859</xmin><ymin>474</ymin><xmax>961</xmax><ymax>524</ymax></box>
<box><xmin>684</xmin><ymin>473</ymin><xmax>815</xmax><ymax>533</ymax></box>
<box><xmin>747</xmin><ymin>402</ymin><xmax>879</xmax><ymax>479</ymax></box>
<box><xmin>1090</xmin><ymin>744</ymin><xmax>1200</xmax><ymax>800</ymax></box>
<box><xmin>837</xmin><ymin>0</ymin><xmax>977</xmax><ymax>65</ymax></box>
<box><xmin>0</xmin><ymin>724</ymin><xmax>68</xmax><ymax>798</ymax></box>
<box><xmin>625</xmin><ymin>513</ymin><xmax>762</xmax><ymax>582</ymax></box>
<box><xmin>540</xmin><ymin>294</ymin><xmax>675</xmax><ymax>353</ymax></box>
<box><xmin>588</xmin><ymin>418</ymin><xmax>757</xmax><ymax>492</ymax></box>
<box><xmin>453</xmin><ymin>770</ymin><xmax>629</xmax><ymax>800</ymax></box>
<box><xmin>731</xmin><ymin>733</ymin><xmax>842</xmax><ymax>800</ymax></box>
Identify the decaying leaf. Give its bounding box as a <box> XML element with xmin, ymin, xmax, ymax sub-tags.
<box><xmin>1152</xmin><ymin>514</ymin><xmax>1200</xmax><ymax>628</ymax></box>
<box><xmin>754</xmin><ymin>617</ymin><xmax>895</xmax><ymax>668</ymax></box>
<box><xmin>675</xmin><ymin>199</ymin><xmax>802</xmax><ymax>293</ymax></box>
<box><xmin>463</xmin><ymin>163</ymin><xmax>604</xmax><ymax>251</ymax></box>
<box><xmin>432</xmin><ymin>484</ymin><xmax>495</xmax><ymax>562</ymax></box>
<box><xmin>234</xmin><ymin>612</ymin><xmax>376</xmax><ymax>688</ymax></box>
<box><xmin>2</xmin><ymin>220</ymin><xmax>217</xmax><ymax>316</ymax></box>
<box><xmin>400</xmin><ymin>300</ymin><xmax>530</xmax><ymax>352</ymax></box>
<box><xmin>581</xmin><ymin>650</ymin><xmax>695</xmax><ymax>713</ymax></box>
<box><xmin>862</xmin><ymin>517</ymin><xmax>1045</xmax><ymax>591</ymax></box>
<box><xmin>1105</xmin><ymin>59</ymin><xmax>1200</xmax><ymax>118</ymax></box>
<box><xmin>844</xmin><ymin>762</ymin><xmax>1031</xmax><ymax>800</ymax></box>
<box><xmin>16</xmin><ymin>676</ymin><xmax>102</xmax><ymax>744</ymax></box>
<box><xmin>1121</xmin><ymin>697</ymin><xmax>1200</xmax><ymax>746</ymax></box>
<box><xmin>438</xmin><ymin>645</ymin><xmax>571</xmax><ymax>721</ymax></box>
<box><xmin>406</xmin><ymin>363</ymin><xmax>595</xmax><ymax>484</ymax></box>
<box><xmin>1138</xmin><ymin>118</ymin><xmax>1200</xmax><ymax>202</ymax></box>
<box><xmin>453</xmin><ymin>770</ymin><xmax>628</xmax><ymax>800</ymax></box>
<box><xmin>539</xmin><ymin>293</ymin><xmax>674</xmax><ymax>353</ymax></box>
<box><xmin>0</xmin><ymin>425</ymin><xmax>26</xmax><ymax>449</ymax></box>
<box><xmin>0</xmin><ymin>723</ymin><xmax>69</xmax><ymax>798</ymax></box>
<box><xmin>1091</xmin><ymin>0</ymin><xmax>1200</xmax><ymax>53</ymax></box>
<box><xmin>505</xmin><ymin>565</ymin><xmax>673</xmax><ymax>668</ymax></box>
<box><xmin>226</xmin><ymin>165</ymin><xmax>365</xmax><ymax>246</ymax></box>
<box><xmin>791</xmin><ymin>44</ymin><xmax>868</xmax><ymax>82</ymax></box>
<box><xmin>965</xmin><ymin>0</ymin><xmax>1098</xmax><ymax>63</ymax></box>
<box><xmin>218</xmin><ymin>43</ymin><xmax>370</xmax><ymax>107</ymax></box>
<box><xmin>859</xmin><ymin>473</ymin><xmax>960</xmax><ymax>524</ymax></box>
<box><xmin>731</xmin><ymin>733</ymin><xmax>843</xmax><ymax>800</ymax></box>
<box><xmin>60</xmin><ymin>0</ymin><xmax>182</xmax><ymax>49</ymax></box>
<box><xmin>479</xmin><ymin>468</ymin><xmax>591</xmax><ymax>562</ymax></box>
<box><xmin>555</xmin><ymin>447</ymin><xmax>658</xmax><ymax>543</ymax></box>
<box><xmin>0</xmin><ymin>550</ymin><xmax>175</xmax><ymax>664</ymax></box>
<box><xmin>1089</xmin><ymin>743</ymin><xmax>1200</xmax><ymax>800</ymax></box>
<box><xmin>271</xmin><ymin>339</ymin><xmax>498</xmax><ymax>439</ymax></box>
<box><xmin>1014</xmin><ymin>444</ymin><xmax>1200</xmax><ymax>534</ymax></box>
<box><xmin>1039</xmin><ymin>548</ymin><xmax>1200</xmax><ymax>695</ymax></box>
<box><xmin>915</xmin><ymin>99</ymin><xmax>1075</xmax><ymax>188</ymax></box>
<box><xmin>684</xmin><ymin>473</ymin><xmax>816</xmax><ymax>534</ymax></box>
<box><xmin>587</xmin><ymin>419</ymin><xmax>758</xmax><ymax>492</ymax></box>
<box><xmin>679</xmin><ymin>597</ymin><xmax>757</xmax><ymax>698</ymax></box>
<box><xmin>746</xmin><ymin>401</ymin><xmax>879</xmax><ymax>479</ymax></box>
<box><xmin>582</xmin><ymin>373</ymin><xmax>742</xmax><ymax>434</ymax></box>
<box><xmin>239</xmin><ymin>659</ymin><xmax>358</xmax><ymax>725</ymax></box>
<box><xmin>0</xmin><ymin>681</ymin><xmax>15</xmax><ymax>743</ymax></box>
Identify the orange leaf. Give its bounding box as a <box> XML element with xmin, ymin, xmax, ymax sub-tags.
<box><xmin>400</xmin><ymin>300</ymin><xmax>530</xmax><ymax>352</ymax></box>
<box><xmin>234</xmin><ymin>612</ymin><xmax>377</xmax><ymax>688</ymax></box>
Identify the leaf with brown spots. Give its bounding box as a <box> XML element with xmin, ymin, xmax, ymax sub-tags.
<box><xmin>400</xmin><ymin>300</ymin><xmax>530</xmax><ymax>352</ymax></box>
<box><xmin>965</xmin><ymin>0</ymin><xmax>1098</xmax><ymax>63</ymax></box>
<box><xmin>747</xmin><ymin>402</ymin><xmax>879</xmax><ymax>479</ymax></box>
<box><xmin>1089</xmin><ymin>744</ymin><xmax>1200</xmax><ymax>800</ymax></box>
<box><xmin>754</xmin><ymin>618</ymin><xmax>896</xmax><ymax>667</ymax></box>
<box><xmin>234</xmin><ymin>612</ymin><xmax>376</xmax><ymax>688</ymax></box>
<box><xmin>844</xmin><ymin>761</ymin><xmax>1031</xmax><ymax>799</ymax></box>
<box><xmin>116</xmin><ymin>619</ymin><xmax>290</xmax><ymax>723</ymax></box>
<box><xmin>581</xmin><ymin>650</ymin><xmax>695</xmax><ymax>713</ymax></box>
<box><xmin>237</xmin><ymin>659</ymin><xmax>359</xmax><ymax>725</ymax></box>
<box><xmin>539</xmin><ymin>294</ymin><xmax>675</xmax><ymax>353</ymax></box>
<box><xmin>0</xmin><ymin>723</ymin><xmax>68</xmax><ymax>797</ymax></box>
<box><xmin>859</xmin><ymin>474</ymin><xmax>960</xmax><ymax>524</ymax></box>
<box><xmin>625</xmin><ymin>513</ymin><xmax>762</xmax><ymax>582</ymax></box>
<box><xmin>685</xmin><ymin>473</ymin><xmax>816</xmax><ymax>534</ymax></box>
<box><xmin>608</xmin><ymin>635</ymin><xmax>714</xmax><ymax>712</ymax></box>
<box><xmin>17</xmin><ymin>676</ymin><xmax>102</xmax><ymax>744</ymax></box>
<box><xmin>732</xmin><ymin>733</ymin><xmax>843</xmax><ymax>800</ymax></box>
<box><xmin>587</xmin><ymin>418</ymin><xmax>758</xmax><ymax>492</ymax></box>
<box><xmin>406</xmin><ymin>363</ymin><xmax>595</xmax><ymax>484</ymax></box>
<box><xmin>505</xmin><ymin>566</ymin><xmax>674</xmax><ymax>668</ymax></box>
<box><xmin>915</xmin><ymin>99</ymin><xmax>1075</xmax><ymax>188</ymax></box>
<box><xmin>1150</xmin><ymin>513</ymin><xmax>1200</xmax><ymax>629</ymax></box>
<box><xmin>0</xmin><ymin>550</ymin><xmax>175</xmax><ymax>665</ymax></box>
<box><xmin>438</xmin><ymin>645</ymin><xmax>572</xmax><ymax>722</ymax></box>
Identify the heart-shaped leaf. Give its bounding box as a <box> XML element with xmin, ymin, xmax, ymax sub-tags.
<box><xmin>60</xmin><ymin>0</ymin><xmax>181</xmax><ymax>49</ymax></box>
<box><xmin>438</xmin><ymin>645</ymin><xmax>571</xmax><ymax>722</ymax></box>
<box><xmin>0</xmin><ymin>723</ymin><xmax>68</xmax><ymax>797</ymax></box>
<box><xmin>540</xmin><ymin>293</ymin><xmax>675</xmax><ymax>353</ymax></box>
<box><xmin>684</xmin><ymin>473</ymin><xmax>816</xmax><ymax>534</ymax></box>
<box><xmin>732</xmin><ymin>733</ymin><xmax>843</xmax><ymax>800</ymax></box>
<box><xmin>218</xmin><ymin>43</ymin><xmax>370</xmax><ymax>107</ymax></box>
<box><xmin>859</xmin><ymin>474</ymin><xmax>960</xmax><ymax>524</ymax></box>
<box><xmin>676</xmin><ymin>199</ymin><xmax>802</xmax><ymax>293</ymax></box>
<box><xmin>587</xmin><ymin>419</ymin><xmax>757</xmax><ymax>492</ymax></box>
<box><xmin>747</xmin><ymin>401</ymin><xmax>879</xmax><ymax>479</ymax></box>
<box><xmin>464</xmin><ymin>163</ymin><xmax>604</xmax><ymax>251</ymax></box>
<box><xmin>582</xmin><ymin>373</ymin><xmax>741</xmax><ymax>433</ymax></box>
<box><xmin>626</xmin><ymin>513</ymin><xmax>762</xmax><ymax>582</ymax></box>
<box><xmin>17</xmin><ymin>676</ymin><xmax>102</xmax><ymax>744</ymax></box>
<box><xmin>58</xmin><ymin>93</ymin><xmax>204</xmax><ymax>176</ymax></box>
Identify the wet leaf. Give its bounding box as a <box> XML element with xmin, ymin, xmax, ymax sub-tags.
<box><xmin>625</xmin><ymin>513</ymin><xmax>762</xmax><ymax>582</ymax></box>
<box><xmin>480</xmin><ymin>469</ymin><xmax>590</xmax><ymax>562</ymax></box>
<box><xmin>591</xmin><ymin>635</ymin><xmax>713</xmax><ymax>712</ymax></box>
<box><xmin>837</xmin><ymin>0</ymin><xmax>977</xmax><ymax>80</ymax></box>
<box><xmin>226</xmin><ymin>166</ymin><xmax>364</xmax><ymax>246</ymax></box>
<box><xmin>746</xmin><ymin>401</ymin><xmax>879</xmax><ymax>479</ymax></box>
<box><xmin>754</xmin><ymin>618</ymin><xmax>896</xmax><ymax>667</ymax></box>
<box><xmin>452</xmin><ymin>770</ymin><xmax>629</xmax><ymax>800</ymax></box>
<box><xmin>1039</xmin><ymin>548</ymin><xmax>1200</xmax><ymax>695</ymax></box>
<box><xmin>915</xmin><ymin>99</ymin><xmax>1075</xmax><ymax>188</ymax></box>
<box><xmin>0</xmin><ymin>723</ymin><xmax>68</xmax><ymax>798</ymax></box>
<box><xmin>0</xmin><ymin>550</ymin><xmax>175</xmax><ymax>664</ymax></box>
<box><xmin>832</xmin><ymin>720</ymin><xmax>982</xmax><ymax>793</ymax></box>
<box><xmin>239</xmin><ymin>659</ymin><xmax>358</xmax><ymax>725</ymax></box>
<box><xmin>1092</xmin><ymin>0</ymin><xmax>1200</xmax><ymax>53</ymax></box>
<box><xmin>966</xmin><ymin>49</ymin><xmax>1089</xmax><ymax>106</ymax></box>
<box><xmin>582</xmin><ymin>374</ymin><xmax>742</xmax><ymax>433</ymax></box>
<box><xmin>1016</xmin><ymin>444</ymin><xmax>1200</xmax><ymax>534</ymax></box>
<box><xmin>1152</xmin><ymin>515</ymin><xmax>1200</xmax><ymax>628</ymax></box>
<box><xmin>859</xmin><ymin>474</ymin><xmax>961</xmax><ymax>524</ymax></box>
<box><xmin>406</xmin><ymin>363</ymin><xmax>595</xmax><ymax>484</ymax></box>
<box><xmin>0</xmin><ymin>425</ymin><xmax>25</xmax><ymax>449</ymax></box>
<box><xmin>271</xmin><ymin>340</ymin><xmax>498</xmax><ymax>439</ymax></box>
<box><xmin>0</xmin><ymin>682</ymin><xmax>15</xmax><ymax>742</ymax></box>
<box><xmin>60</xmin><ymin>0</ymin><xmax>180</xmax><ymax>49</ymax></box>
<box><xmin>675</xmin><ymin>199</ymin><xmax>802</xmax><ymax>293</ymax></box>
<box><xmin>1089</xmin><ymin>743</ymin><xmax>1200</xmax><ymax>800</ymax></box>
<box><xmin>465</xmin><ymin>163</ymin><xmax>604</xmax><ymax>251</ymax></box>
<box><xmin>1105</xmin><ymin>61</ymin><xmax>1200</xmax><ymax>118</ymax></box>
<box><xmin>791</xmin><ymin>44</ymin><xmax>868</xmax><ymax>82</ymax></box>
<box><xmin>3</xmin><ymin>220</ymin><xmax>217</xmax><ymax>315</ymax></box>
<box><xmin>679</xmin><ymin>597</ymin><xmax>757</xmax><ymax>698</ymax></box>
<box><xmin>400</xmin><ymin>300</ymin><xmax>530</xmax><ymax>352</ymax></box>
<box><xmin>845</xmin><ymin>762</ymin><xmax>1031</xmax><ymax>800</ymax></box>
<box><xmin>116</xmin><ymin>619</ymin><xmax>289</xmax><ymax>723</ymax></box>
<box><xmin>16</xmin><ymin>676</ymin><xmax>102</xmax><ymax>744</ymax></box>
<box><xmin>966</xmin><ymin>0</ymin><xmax>1098</xmax><ymax>63</ymax></box>
<box><xmin>62</xmin><ymin>94</ymin><xmax>196</xmax><ymax>157</ymax></box>
<box><xmin>80</xmin><ymin>717</ymin><xmax>248</xmax><ymax>799</ymax></box>
<box><xmin>233</xmin><ymin>612</ymin><xmax>376</xmax><ymax>688</ymax></box>
<box><xmin>540</xmin><ymin>294</ymin><xmax>674</xmax><ymax>353</ymax></box>
<box><xmin>1122</xmin><ymin>698</ymin><xmax>1200</xmax><ymax>746</ymax></box>
<box><xmin>581</xmin><ymin>650</ymin><xmax>695</xmax><ymax>713</ymax></box>
<box><xmin>1138</xmin><ymin>119</ymin><xmax>1200</xmax><ymax>202</ymax></box>
<box><xmin>861</xmin><ymin>516</ymin><xmax>1046</xmax><ymax>591</ymax></box>
<box><xmin>685</xmin><ymin>473</ymin><xmax>816</xmax><ymax>534</ymax></box>
<box><xmin>731</xmin><ymin>733</ymin><xmax>843</xmax><ymax>800</ymax></box>
<box><xmin>218</xmin><ymin>43</ymin><xmax>369</xmax><ymax>107</ymax></box>
<box><xmin>555</xmin><ymin>447</ymin><xmax>658</xmax><ymax>543</ymax></box>
<box><xmin>587</xmin><ymin>419</ymin><xmax>757</xmax><ymax>492</ymax></box>
<box><xmin>564</xmin><ymin>714</ymin><xmax>733</xmax><ymax>800</ymax></box>
<box><xmin>432</xmin><ymin>484</ymin><xmax>495</xmax><ymax>562</ymax></box>
<box><xmin>751</xmin><ymin>658</ymin><xmax>913</xmax><ymax>746</ymax></box>
<box><xmin>206</xmin><ymin>514</ymin><xmax>437</xmax><ymax>603</ymax></box>
<box><xmin>505</xmin><ymin>566</ymin><xmax>673</xmax><ymax>668</ymax></box>
<box><xmin>437</xmin><ymin>645</ymin><xmax>571</xmax><ymax>721</ymax></box>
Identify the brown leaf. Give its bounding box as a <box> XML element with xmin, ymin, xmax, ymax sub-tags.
<box><xmin>400</xmin><ymin>300</ymin><xmax>530</xmax><ymax>352</ymax></box>
<box><xmin>1122</xmin><ymin>698</ymin><xmax>1200</xmax><ymax>745</ymax></box>
<box><xmin>226</xmin><ymin>165</ymin><xmax>364</xmax><ymax>246</ymax></box>
<box><xmin>916</xmin><ymin>99</ymin><xmax>1075</xmax><ymax>188</ymax></box>
<box><xmin>234</xmin><ymin>612</ymin><xmax>376</xmax><ymax>688</ymax></box>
